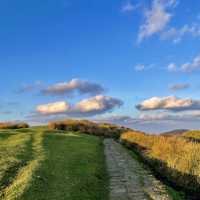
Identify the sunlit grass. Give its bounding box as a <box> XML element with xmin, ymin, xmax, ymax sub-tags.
<box><xmin>121</xmin><ymin>131</ymin><xmax>200</xmax><ymax>194</ymax></box>
<box><xmin>183</xmin><ymin>130</ymin><xmax>200</xmax><ymax>140</ymax></box>
<box><xmin>0</xmin><ymin>127</ymin><xmax>109</xmax><ymax>200</ymax></box>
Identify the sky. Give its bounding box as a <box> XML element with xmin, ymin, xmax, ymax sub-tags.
<box><xmin>1</xmin><ymin>0</ymin><xmax>200</xmax><ymax>133</ymax></box>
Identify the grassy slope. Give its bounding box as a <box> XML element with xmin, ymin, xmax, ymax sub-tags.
<box><xmin>183</xmin><ymin>130</ymin><xmax>200</xmax><ymax>140</ymax></box>
<box><xmin>0</xmin><ymin>128</ymin><xmax>109</xmax><ymax>200</ymax></box>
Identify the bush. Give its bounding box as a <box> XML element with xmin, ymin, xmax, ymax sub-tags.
<box><xmin>0</xmin><ymin>122</ymin><xmax>29</xmax><ymax>129</ymax></box>
<box><xmin>48</xmin><ymin>119</ymin><xmax>129</xmax><ymax>139</ymax></box>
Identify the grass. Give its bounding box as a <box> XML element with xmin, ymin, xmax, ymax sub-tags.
<box><xmin>0</xmin><ymin>127</ymin><xmax>109</xmax><ymax>200</ymax></box>
<box><xmin>166</xmin><ymin>186</ymin><xmax>185</xmax><ymax>200</ymax></box>
<box><xmin>183</xmin><ymin>130</ymin><xmax>200</xmax><ymax>140</ymax></box>
<box><xmin>1</xmin><ymin>123</ymin><xmax>193</xmax><ymax>200</ymax></box>
<box><xmin>120</xmin><ymin>131</ymin><xmax>200</xmax><ymax>197</ymax></box>
<box><xmin>127</xmin><ymin>148</ymin><xmax>185</xmax><ymax>200</ymax></box>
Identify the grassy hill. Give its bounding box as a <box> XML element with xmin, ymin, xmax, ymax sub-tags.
<box><xmin>0</xmin><ymin>127</ymin><xmax>109</xmax><ymax>200</ymax></box>
<box><xmin>1</xmin><ymin>120</ymin><xmax>200</xmax><ymax>200</ymax></box>
<box><xmin>161</xmin><ymin>129</ymin><xmax>189</xmax><ymax>136</ymax></box>
<box><xmin>183</xmin><ymin>130</ymin><xmax>200</xmax><ymax>140</ymax></box>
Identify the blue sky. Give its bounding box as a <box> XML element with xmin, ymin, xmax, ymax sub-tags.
<box><xmin>1</xmin><ymin>0</ymin><xmax>200</xmax><ymax>133</ymax></box>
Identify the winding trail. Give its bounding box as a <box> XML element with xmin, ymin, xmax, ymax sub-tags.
<box><xmin>104</xmin><ymin>139</ymin><xmax>172</xmax><ymax>200</ymax></box>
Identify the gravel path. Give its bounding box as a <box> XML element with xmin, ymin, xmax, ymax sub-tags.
<box><xmin>104</xmin><ymin>139</ymin><xmax>172</xmax><ymax>200</ymax></box>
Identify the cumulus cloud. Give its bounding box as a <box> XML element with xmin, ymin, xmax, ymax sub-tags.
<box><xmin>36</xmin><ymin>101</ymin><xmax>70</xmax><ymax>115</ymax></box>
<box><xmin>138</xmin><ymin>0</ymin><xmax>176</xmax><ymax>43</ymax></box>
<box><xmin>73</xmin><ymin>95</ymin><xmax>123</xmax><ymax>115</ymax></box>
<box><xmin>36</xmin><ymin>95</ymin><xmax>123</xmax><ymax>117</ymax></box>
<box><xmin>169</xmin><ymin>83</ymin><xmax>190</xmax><ymax>91</ymax></box>
<box><xmin>136</xmin><ymin>96</ymin><xmax>200</xmax><ymax>112</ymax></box>
<box><xmin>41</xmin><ymin>79</ymin><xmax>105</xmax><ymax>96</ymax></box>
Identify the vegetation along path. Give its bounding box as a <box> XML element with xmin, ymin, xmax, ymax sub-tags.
<box><xmin>104</xmin><ymin>139</ymin><xmax>172</xmax><ymax>200</ymax></box>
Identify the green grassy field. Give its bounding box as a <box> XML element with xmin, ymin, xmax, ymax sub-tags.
<box><xmin>0</xmin><ymin>127</ymin><xmax>109</xmax><ymax>200</ymax></box>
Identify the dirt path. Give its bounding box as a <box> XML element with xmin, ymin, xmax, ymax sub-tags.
<box><xmin>104</xmin><ymin>139</ymin><xmax>172</xmax><ymax>200</ymax></box>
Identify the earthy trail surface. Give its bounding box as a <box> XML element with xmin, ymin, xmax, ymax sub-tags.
<box><xmin>104</xmin><ymin>139</ymin><xmax>172</xmax><ymax>200</ymax></box>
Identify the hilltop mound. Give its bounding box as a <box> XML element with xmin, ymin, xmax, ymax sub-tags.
<box><xmin>49</xmin><ymin>119</ymin><xmax>130</xmax><ymax>139</ymax></box>
<box><xmin>160</xmin><ymin>129</ymin><xmax>188</xmax><ymax>136</ymax></box>
<box><xmin>183</xmin><ymin>130</ymin><xmax>200</xmax><ymax>140</ymax></box>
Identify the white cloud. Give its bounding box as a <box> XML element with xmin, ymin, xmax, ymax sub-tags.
<box><xmin>73</xmin><ymin>95</ymin><xmax>122</xmax><ymax>114</ymax></box>
<box><xmin>161</xmin><ymin>23</ymin><xmax>200</xmax><ymax>43</ymax></box>
<box><xmin>134</xmin><ymin>64</ymin><xmax>155</xmax><ymax>71</ymax></box>
<box><xmin>138</xmin><ymin>0</ymin><xmax>175</xmax><ymax>43</ymax></box>
<box><xmin>42</xmin><ymin>78</ymin><xmax>105</xmax><ymax>96</ymax></box>
<box><xmin>136</xmin><ymin>96</ymin><xmax>200</xmax><ymax>112</ymax></box>
<box><xmin>36</xmin><ymin>95</ymin><xmax>123</xmax><ymax>117</ymax></box>
<box><xmin>93</xmin><ymin>115</ymin><xmax>139</xmax><ymax>125</ymax></box>
<box><xmin>167</xmin><ymin>63</ymin><xmax>177</xmax><ymax>71</ymax></box>
<box><xmin>134</xmin><ymin>64</ymin><xmax>145</xmax><ymax>71</ymax></box>
<box><xmin>36</xmin><ymin>102</ymin><xmax>70</xmax><ymax>115</ymax></box>
<box><xmin>121</xmin><ymin>1</ymin><xmax>137</xmax><ymax>12</ymax></box>
<box><xmin>138</xmin><ymin>110</ymin><xmax>200</xmax><ymax>122</ymax></box>
<box><xmin>181</xmin><ymin>54</ymin><xmax>200</xmax><ymax>72</ymax></box>
<box><xmin>138</xmin><ymin>112</ymin><xmax>172</xmax><ymax>121</ymax></box>
<box><xmin>167</xmin><ymin>54</ymin><xmax>200</xmax><ymax>72</ymax></box>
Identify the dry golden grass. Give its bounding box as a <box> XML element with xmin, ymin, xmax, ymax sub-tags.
<box><xmin>121</xmin><ymin>131</ymin><xmax>200</xmax><ymax>193</ymax></box>
<box><xmin>183</xmin><ymin>130</ymin><xmax>200</xmax><ymax>140</ymax></box>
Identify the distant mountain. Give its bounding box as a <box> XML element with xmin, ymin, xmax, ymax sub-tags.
<box><xmin>161</xmin><ymin>129</ymin><xmax>189</xmax><ymax>136</ymax></box>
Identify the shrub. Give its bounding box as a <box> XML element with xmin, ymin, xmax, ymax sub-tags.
<box><xmin>0</xmin><ymin>122</ymin><xmax>29</xmax><ymax>129</ymax></box>
<box><xmin>48</xmin><ymin>119</ymin><xmax>129</xmax><ymax>139</ymax></box>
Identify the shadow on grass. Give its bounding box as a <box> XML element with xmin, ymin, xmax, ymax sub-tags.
<box><xmin>184</xmin><ymin>137</ymin><xmax>200</xmax><ymax>143</ymax></box>
<box><xmin>0</xmin><ymin>134</ymin><xmax>34</xmax><ymax>196</ymax></box>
